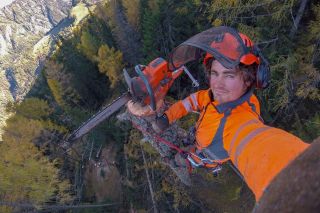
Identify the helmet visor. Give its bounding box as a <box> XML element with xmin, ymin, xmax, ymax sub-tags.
<box><xmin>169</xmin><ymin>26</ymin><xmax>249</xmax><ymax>70</ymax></box>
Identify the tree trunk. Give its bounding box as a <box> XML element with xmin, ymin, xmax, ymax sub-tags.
<box><xmin>140</xmin><ymin>145</ymin><xmax>159</xmax><ymax>213</ymax></box>
<box><xmin>124</xmin><ymin>146</ymin><xmax>130</xmax><ymax>179</ymax></box>
<box><xmin>289</xmin><ymin>0</ymin><xmax>309</xmax><ymax>38</ymax></box>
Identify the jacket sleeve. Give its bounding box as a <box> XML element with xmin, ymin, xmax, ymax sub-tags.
<box><xmin>165</xmin><ymin>90</ymin><xmax>208</xmax><ymax>124</ymax></box>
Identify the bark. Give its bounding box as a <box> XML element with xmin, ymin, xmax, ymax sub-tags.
<box><xmin>95</xmin><ymin>144</ymin><xmax>102</xmax><ymax>159</ymax></box>
<box><xmin>311</xmin><ymin>39</ymin><xmax>320</xmax><ymax>64</ymax></box>
<box><xmin>117</xmin><ymin>110</ymin><xmax>192</xmax><ymax>186</ymax></box>
<box><xmin>123</xmin><ymin>147</ymin><xmax>130</xmax><ymax>179</ymax></box>
<box><xmin>89</xmin><ymin>140</ymin><xmax>93</xmax><ymax>160</ymax></box>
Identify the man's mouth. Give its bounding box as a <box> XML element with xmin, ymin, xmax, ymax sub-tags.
<box><xmin>213</xmin><ymin>89</ymin><xmax>228</xmax><ymax>95</ymax></box>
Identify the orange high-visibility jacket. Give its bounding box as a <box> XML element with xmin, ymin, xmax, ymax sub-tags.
<box><xmin>165</xmin><ymin>89</ymin><xmax>309</xmax><ymax>201</ymax></box>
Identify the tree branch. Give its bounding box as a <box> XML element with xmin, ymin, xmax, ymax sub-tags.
<box><xmin>289</xmin><ymin>0</ymin><xmax>309</xmax><ymax>38</ymax></box>
<box><xmin>256</xmin><ymin>37</ymin><xmax>279</xmax><ymax>47</ymax></box>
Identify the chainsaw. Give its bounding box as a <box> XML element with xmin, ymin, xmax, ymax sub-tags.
<box><xmin>67</xmin><ymin>57</ymin><xmax>199</xmax><ymax>142</ymax></box>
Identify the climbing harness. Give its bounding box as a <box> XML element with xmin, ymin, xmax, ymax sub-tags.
<box><xmin>131</xmin><ymin>120</ymin><xmax>193</xmax><ymax>173</ymax></box>
<box><xmin>131</xmin><ymin>120</ymin><xmax>224</xmax><ymax>175</ymax></box>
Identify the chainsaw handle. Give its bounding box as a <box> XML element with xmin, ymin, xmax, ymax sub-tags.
<box><xmin>134</xmin><ymin>65</ymin><xmax>157</xmax><ymax>111</ymax></box>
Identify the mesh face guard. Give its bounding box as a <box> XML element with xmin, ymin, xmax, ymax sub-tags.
<box><xmin>168</xmin><ymin>26</ymin><xmax>255</xmax><ymax>70</ymax></box>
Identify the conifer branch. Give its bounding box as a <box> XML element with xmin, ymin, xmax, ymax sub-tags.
<box><xmin>213</xmin><ymin>0</ymin><xmax>279</xmax><ymax>11</ymax></box>
<box><xmin>256</xmin><ymin>37</ymin><xmax>279</xmax><ymax>46</ymax></box>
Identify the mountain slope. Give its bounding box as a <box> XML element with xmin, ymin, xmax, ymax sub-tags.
<box><xmin>0</xmin><ymin>0</ymin><xmax>102</xmax><ymax>139</ymax></box>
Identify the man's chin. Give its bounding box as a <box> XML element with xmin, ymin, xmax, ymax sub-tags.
<box><xmin>214</xmin><ymin>95</ymin><xmax>236</xmax><ymax>104</ymax></box>
<box><xmin>213</xmin><ymin>95</ymin><xmax>226</xmax><ymax>104</ymax></box>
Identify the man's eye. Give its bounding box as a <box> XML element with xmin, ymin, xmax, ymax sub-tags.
<box><xmin>226</xmin><ymin>74</ymin><xmax>235</xmax><ymax>78</ymax></box>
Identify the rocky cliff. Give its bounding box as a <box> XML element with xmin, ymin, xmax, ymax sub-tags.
<box><xmin>0</xmin><ymin>0</ymin><xmax>102</xmax><ymax>139</ymax></box>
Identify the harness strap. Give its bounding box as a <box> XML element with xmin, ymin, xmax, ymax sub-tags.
<box><xmin>202</xmin><ymin>89</ymin><xmax>255</xmax><ymax>161</ymax></box>
<box><xmin>247</xmin><ymin>99</ymin><xmax>264</xmax><ymax>122</ymax></box>
<box><xmin>203</xmin><ymin>108</ymin><xmax>231</xmax><ymax>159</ymax></box>
<box><xmin>215</xmin><ymin>88</ymin><xmax>254</xmax><ymax>113</ymax></box>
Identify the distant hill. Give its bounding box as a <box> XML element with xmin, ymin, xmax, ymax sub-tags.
<box><xmin>0</xmin><ymin>0</ymin><xmax>16</xmax><ymax>9</ymax></box>
<box><xmin>0</xmin><ymin>0</ymin><xmax>102</xmax><ymax>139</ymax></box>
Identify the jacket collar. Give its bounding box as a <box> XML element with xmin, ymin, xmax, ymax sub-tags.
<box><xmin>210</xmin><ymin>88</ymin><xmax>254</xmax><ymax>114</ymax></box>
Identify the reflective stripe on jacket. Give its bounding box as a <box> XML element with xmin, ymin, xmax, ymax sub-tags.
<box><xmin>165</xmin><ymin>89</ymin><xmax>309</xmax><ymax>201</ymax></box>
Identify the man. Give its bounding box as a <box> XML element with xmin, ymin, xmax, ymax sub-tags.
<box><xmin>152</xmin><ymin>26</ymin><xmax>309</xmax><ymax>201</ymax></box>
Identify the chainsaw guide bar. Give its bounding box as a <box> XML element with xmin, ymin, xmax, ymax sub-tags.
<box><xmin>68</xmin><ymin>92</ymin><xmax>131</xmax><ymax>141</ymax></box>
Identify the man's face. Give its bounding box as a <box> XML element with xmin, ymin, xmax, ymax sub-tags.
<box><xmin>210</xmin><ymin>60</ymin><xmax>249</xmax><ymax>104</ymax></box>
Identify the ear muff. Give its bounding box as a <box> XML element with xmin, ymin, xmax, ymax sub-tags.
<box><xmin>253</xmin><ymin>46</ymin><xmax>270</xmax><ymax>89</ymax></box>
<box><xmin>256</xmin><ymin>61</ymin><xmax>270</xmax><ymax>89</ymax></box>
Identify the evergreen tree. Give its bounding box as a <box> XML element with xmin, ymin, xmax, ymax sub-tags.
<box><xmin>45</xmin><ymin>59</ymin><xmax>81</xmax><ymax>108</ymax></box>
<box><xmin>123</xmin><ymin>0</ymin><xmax>141</xmax><ymax>29</ymax></box>
<box><xmin>6</xmin><ymin>98</ymin><xmax>51</xmax><ymax>120</ymax></box>
<box><xmin>97</xmin><ymin>44</ymin><xmax>124</xmax><ymax>88</ymax></box>
<box><xmin>77</xmin><ymin>30</ymin><xmax>100</xmax><ymax>62</ymax></box>
<box><xmin>141</xmin><ymin>0</ymin><xmax>161</xmax><ymax>62</ymax></box>
<box><xmin>141</xmin><ymin>0</ymin><xmax>201</xmax><ymax>62</ymax></box>
<box><xmin>1</xmin><ymin>113</ymin><xmax>72</xmax><ymax>212</ymax></box>
<box><xmin>4</xmin><ymin>1</ymin><xmax>318</xmax><ymax>211</ymax></box>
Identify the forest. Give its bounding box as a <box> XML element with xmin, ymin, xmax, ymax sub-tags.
<box><xmin>0</xmin><ymin>0</ymin><xmax>319</xmax><ymax>212</ymax></box>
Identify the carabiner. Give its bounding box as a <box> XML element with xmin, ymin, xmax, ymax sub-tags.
<box><xmin>187</xmin><ymin>154</ymin><xmax>203</xmax><ymax>167</ymax></box>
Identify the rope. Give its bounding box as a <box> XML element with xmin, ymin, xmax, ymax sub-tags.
<box><xmin>131</xmin><ymin>121</ymin><xmax>193</xmax><ymax>173</ymax></box>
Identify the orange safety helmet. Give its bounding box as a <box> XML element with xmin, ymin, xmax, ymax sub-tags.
<box><xmin>203</xmin><ymin>33</ymin><xmax>260</xmax><ymax>66</ymax></box>
<box><xmin>169</xmin><ymin>26</ymin><xmax>270</xmax><ymax>89</ymax></box>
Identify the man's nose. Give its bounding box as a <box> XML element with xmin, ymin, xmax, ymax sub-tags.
<box><xmin>211</xmin><ymin>76</ymin><xmax>224</xmax><ymax>87</ymax></box>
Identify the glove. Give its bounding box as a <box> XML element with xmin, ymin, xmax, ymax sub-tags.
<box><xmin>152</xmin><ymin>113</ymin><xmax>169</xmax><ymax>133</ymax></box>
<box><xmin>127</xmin><ymin>99</ymin><xmax>164</xmax><ymax>117</ymax></box>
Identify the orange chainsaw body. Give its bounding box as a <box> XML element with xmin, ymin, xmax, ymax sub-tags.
<box><xmin>124</xmin><ymin>57</ymin><xmax>182</xmax><ymax>110</ymax></box>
